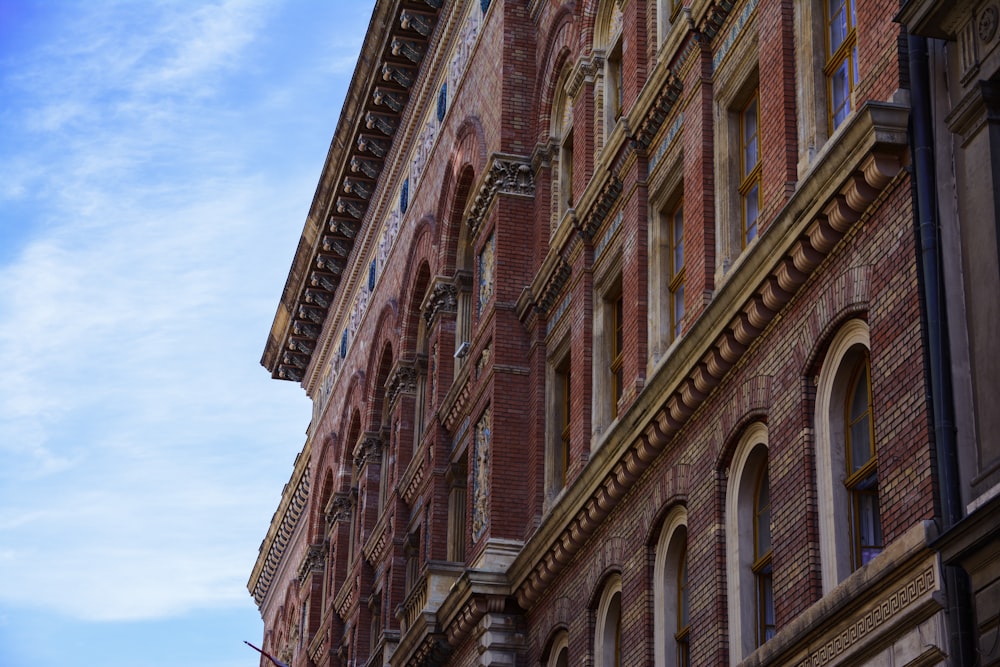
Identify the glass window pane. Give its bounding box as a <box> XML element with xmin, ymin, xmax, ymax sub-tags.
<box><xmin>828</xmin><ymin>0</ymin><xmax>848</xmax><ymax>53</ymax></box>
<box><xmin>673</xmin><ymin>284</ymin><xmax>684</xmax><ymax>339</ymax></box>
<box><xmin>745</xmin><ymin>185</ymin><xmax>759</xmax><ymax>244</ymax></box>
<box><xmin>672</xmin><ymin>208</ymin><xmax>684</xmax><ymax>273</ymax></box>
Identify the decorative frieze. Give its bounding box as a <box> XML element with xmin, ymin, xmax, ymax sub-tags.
<box><xmin>471</xmin><ymin>408</ymin><xmax>492</xmax><ymax>542</ymax></box>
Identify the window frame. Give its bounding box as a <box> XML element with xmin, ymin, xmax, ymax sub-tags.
<box><xmin>823</xmin><ymin>0</ymin><xmax>857</xmax><ymax>134</ymax></box>
<box><xmin>739</xmin><ymin>93</ymin><xmax>761</xmax><ymax>249</ymax></box>
<box><xmin>814</xmin><ymin>319</ymin><xmax>882</xmax><ymax>592</ymax></box>
<box><xmin>595</xmin><ymin>574</ymin><xmax>624</xmax><ymax>667</ymax></box>
<box><xmin>654</xmin><ymin>506</ymin><xmax>689</xmax><ymax>667</ymax></box>
<box><xmin>725</xmin><ymin>422</ymin><xmax>770</xmax><ymax>663</ymax></box>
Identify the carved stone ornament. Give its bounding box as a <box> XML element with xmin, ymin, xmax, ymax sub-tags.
<box><xmin>423</xmin><ymin>281</ymin><xmax>459</xmax><ymax>325</ymax></box>
<box><xmin>297</xmin><ymin>543</ymin><xmax>326</xmax><ymax>583</ymax></box>
<box><xmin>980</xmin><ymin>5</ymin><xmax>999</xmax><ymax>43</ymax></box>
<box><xmin>467</xmin><ymin>155</ymin><xmax>535</xmax><ymax>236</ymax></box>
<box><xmin>326</xmin><ymin>493</ymin><xmax>353</xmax><ymax>524</ymax></box>
<box><xmin>354</xmin><ymin>434</ymin><xmax>384</xmax><ymax>469</ymax></box>
<box><xmin>386</xmin><ymin>362</ymin><xmax>418</xmax><ymax>407</ymax></box>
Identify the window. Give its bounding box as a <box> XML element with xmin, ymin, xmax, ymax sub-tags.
<box><xmin>654</xmin><ymin>507</ymin><xmax>689</xmax><ymax>667</ymax></box>
<box><xmin>547</xmin><ymin>340</ymin><xmax>572</xmax><ymax>503</ymax></box>
<box><xmin>551</xmin><ymin>66</ymin><xmax>575</xmax><ymax>234</ymax></box>
<box><xmin>845</xmin><ymin>352</ymin><xmax>881</xmax><ymax>569</ymax></box>
<box><xmin>657</xmin><ymin>0</ymin><xmax>683</xmax><ymax>45</ymax></box>
<box><xmin>825</xmin><ymin>0</ymin><xmax>856</xmax><ymax>133</ymax></box>
<box><xmin>667</xmin><ymin>201</ymin><xmax>685</xmax><ymax>341</ymax></box>
<box><xmin>597</xmin><ymin>0</ymin><xmax>625</xmax><ymax>142</ymax></box>
<box><xmin>794</xmin><ymin>0</ymin><xmax>857</xmax><ymax>174</ymax></box>
<box><xmin>559</xmin><ymin>357</ymin><xmax>571</xmax><ymax>487</ymax></box>
<box><xmin>446</xmin><ymin>456</ymin><xmax>467</xmax><ymax>561</ymax></box>
<box><xmin>739</xmin><ymin>93</ymin><xmax>761</xmax><ymax>248</ymax></box>
<box><xmin>607</xmin><ymin>35</ymin><xmax>624</xmax><ymax>132</ymax></box>
<box><xmin>814</xmin><ymin>320</ymin><xmax>882</xmax><ymax>592</ymax></box>
<box><xmin>610</xmin><ymin>291</ymin><xmax>624</xmax><ymax>419</ymax></box>
<box><xmin>752</xmin><ymin>467</ymin><xmax>774</xmax><ymax>646</ymax></box>
<box><xmin>546</xmin><ymin>631</ymin><xmax>570</xmax><ymax>667</ymax></box>
<box><xmin>725</xmin><ymin>422</ymin><xmax>770</xmax><ymax>662</ymax></box>
<box><xmin>595</xmin><ymin>575</ymin><xmax>623</xmax><ymax>667</ymax></box>
<box><xmin>595</xmin><ymin>264</ymin><xmax>623</xmax><ymax>438</ymax></box>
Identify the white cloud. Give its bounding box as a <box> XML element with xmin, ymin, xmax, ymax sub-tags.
<box><xmin>0</xmin><ymin>0</ymin><xmax>345</xmax><ymax>624</ymax></box>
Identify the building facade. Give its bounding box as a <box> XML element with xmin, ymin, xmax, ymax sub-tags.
<box><xmin>249</xmin><ymin>1</ymin><xmax>999</xmax><ymax>666</ymax></box>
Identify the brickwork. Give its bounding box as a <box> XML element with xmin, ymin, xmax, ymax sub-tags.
<box><xmin>249</xmin><ymin>1</ymin><xmax>965</xmax><ymax>666</ymax></box>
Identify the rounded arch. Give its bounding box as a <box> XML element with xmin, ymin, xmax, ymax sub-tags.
<box><xmin>725</xmin><ymin>421</ymin><xmax>770</xmax><ymax>663</ymax></box>
<box><xmin>310</xmin><ymin>467</ymin><xmax>336</xmax><ymax>543</ymax></box>
<box><xmin>652</xmin><ymin>504</ymin><xmax>688</xmax><ymax>667</ymax></box>
<box><xmin>437</xmin><ymin>118</ymin><xmax>485</xmax><ymax>272</ymax></box>
<box><xmin>814</xmin><ymin>318</ymin><xmax>872</xmax><ymax>592</ymax></box>
<box><xmin>536</xmin><ymin>9</ymin><xmax>578</xmax><ymax>139</ymax></box>
<box><xmin>541</xmin><ymin>627</ymin><xmax>570</xmax><ymax>667</ymax></box>
<box><xmin>398</xmin><ymin>218</ymin><xmax>436</xmax><ymax>353</ymax></box>
<box><xmin>592</xmin><ymin>571</ymin><xmax>623</xmax><ymax>667</ymax></box>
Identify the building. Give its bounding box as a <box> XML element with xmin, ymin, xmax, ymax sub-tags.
<box><xmin>248</xmin><ymin>1</ymin><xmax>999</xmax><ymax>666</ymax></box>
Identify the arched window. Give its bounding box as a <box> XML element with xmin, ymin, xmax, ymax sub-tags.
<box><xmin>595</xmin><ymin>574</ymin><xmax>623</xmax><ymax>667</ymax></box>
<box><xmin>596</xmin><ymin>0</ymin><xmax>625</xmax><ymax>142</ymax></box>
<box><xmin>545</xmin><ymin>630</ymin><xmax>570</xmax><ymax>667</ymax></box>
<box><xmin>725</xmin><ymin>422</ymin><xmax>771</xmax><ymax>662</ymax></box>
<box><xmin>654</xmin><ymin>507</ymin><xmax>689</xmax><ymax>667</ymax></box>
<box><xmin>551</xmin><ymin>66</ymin><xmax>575</xmax><ymax>233</ymax></box>
<box><xmin>845</xmin><ymin>352</ymin><xmax>881</xmax><ymax>569</ymax></box>
<box><xmin>752</xmin><ymin>467</ymin><xmax>774</xmax><ymax>646</ymax></box>
<box><xmin>814</xmin><ymin>319</ymin><xmax>882</xmax><ymax>592</ymax></box>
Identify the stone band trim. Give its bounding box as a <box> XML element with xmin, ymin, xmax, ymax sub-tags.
<box><xmin>509</xmin><ymin>101</ymin><xmax>910</xmax><ymax>610</ymax></box>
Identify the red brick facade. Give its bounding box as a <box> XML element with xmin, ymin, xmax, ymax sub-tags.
<box><xmin>250</xmin><ymin>1</ymin><xmax>997</xmax><ymax>665</ymax></box>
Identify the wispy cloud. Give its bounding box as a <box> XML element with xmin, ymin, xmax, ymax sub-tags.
<box><xmin>0</xmin><ymin>0</ymin><xmax>368</xmax><ymax>628</ymax></box>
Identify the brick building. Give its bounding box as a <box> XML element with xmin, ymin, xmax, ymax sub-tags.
<box><xmin>248</xmin><ymin>1</ymin><xmax>999</xmax><ymax>666</ymax></box>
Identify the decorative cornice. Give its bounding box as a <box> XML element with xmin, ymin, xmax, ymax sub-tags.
<box><xmin>248</xmin><ymin>450</ymin><xmax>312</xmax><ymax>608</ymax></box>
<box><xmin>578</xmin><ymin>176</ymin><xmax>623</xmax><ymax>241</ymax></box>
<box><xmin>509</xmin><ymin>102</ymin><xmax>910</xmax><ymax>611</ymax></box>
<box><xmin>466</xmin><ymin>153</ymin><xmax>536</xmax><ymax>238</ymax></box>
<box><xmin>262</xmin><ymin>0</ymin><xmax>446</xmax><ymax>383</ymax></box>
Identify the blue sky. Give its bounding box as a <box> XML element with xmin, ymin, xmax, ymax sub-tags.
<box><xmin>0</xmin><ymin>2</ymin><xmax>371</xmax><ymax>665</ymax></box>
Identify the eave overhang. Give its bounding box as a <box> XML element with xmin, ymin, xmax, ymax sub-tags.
<box><xmin>248</xmin><ymin>441</ymin><xmax>312</xmax><ymax>608</ymax></box>
<box><xmin>262</xmin><ymin>0</ymin><xmax>444</xmax><ymax>382</ymax></box>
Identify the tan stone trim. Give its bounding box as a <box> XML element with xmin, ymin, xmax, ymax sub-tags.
<box><xmin>508</xmin><ymin>101</ymin><xmax>910</xmax><ymax>610</ymax></box>
<box><xmin>248</xmin><ymin>440</ymin><xmax>312</xmax><ymax>607</ymax></box>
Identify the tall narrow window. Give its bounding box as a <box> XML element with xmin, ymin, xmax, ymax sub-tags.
<box><xmin>559</xmin><ymin>360</ymin><xmax>571</xmax><ymax>487</ymax></box>
<box><xmin>667</xmin><ymin>201</ymin><xmax>685</xmax><ymax>341</ymax></box>
<box><xmin>654</xmin><ymin>508</ymin><xmax>688</xmax><ymax>667</ymax></box>
<box><xmin>726</xmin><ymin>423</ymin><xmax>769</xmax><ymax>662</ymax></box>
<box><xmin>676</xmin><ymin>544</ymin><xmax>690</xmax><ymax>667</ymax></box>
<box><xmin>740</xmin><ymin>93</ymin><xmax>761</xmax><ymax>248</ymax></box>
<box><xmin>609</xmin><ymin>37</ymin><xmax>623</xmax><ymax>123</ymax></box>
<box><xmin>561</xmin><ymin>126</ymin><xmax>574</xmax><ymax>216</ymax></box>
<box><xmin>753</xmin><ymin>468</ymin><xmax>775</xmax><ymax>646</ymax></box>
<box><xmin>845</xmin><ymin>354</ymin><xmax>881</xmax><ymax>568</ymax></box>
<box><xmin>596</xmin><ymin>576</ymin><xmax>623</xmax><ymax>667</ymax></box>
<box><xmin>825</xmin><ymin>0</ymin><xmax>857</xmax><ymax>132</ymax></box>
<box><xmin>610</xmin><ymin>292</ymin><xmax>624</xmax><ymax>419</ymax></box>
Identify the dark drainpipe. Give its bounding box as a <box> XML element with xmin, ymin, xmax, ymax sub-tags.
<box><xmin>906</xmin><ymin>31</ymin><xmax>975</xmax><ymax>667</ymax></box>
